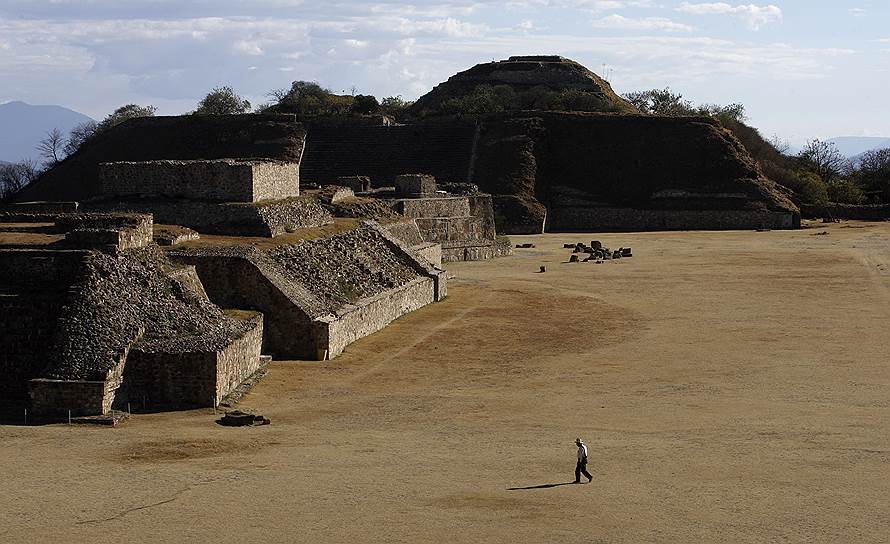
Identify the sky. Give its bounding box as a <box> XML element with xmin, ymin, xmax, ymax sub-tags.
<box><xmin>0</xmin><ymin>1</ymin><xmax>887</xmax><ymax>146</ymax></box>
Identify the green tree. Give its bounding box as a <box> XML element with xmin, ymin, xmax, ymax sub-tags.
<box><xmin>267</xmin><ymin>81</ymin><xmax>354</xmax><ymax>117</ymax></box>
<box><xmin>827</xmin><ymin>179</ymin><xmax>865</xmax><ymax>204</ymax></box>
<box><xmin>621</xmin><ymin>88</ymin><xmax>695</xmax><ymax>116</ymax></box>
<box><xmin>853</xmin><ymin>148</ymin><xmax>890</xmax><ymax>201</ymax></box>
<box><xmin>194</xmin><ymin>86</ymin><xmax>252</xmax><ymax>115</ymax></box>
<box><xmin>798</xmin><ymin>139</ymin><xmax>850</xmax><ymax>185</ymax></box>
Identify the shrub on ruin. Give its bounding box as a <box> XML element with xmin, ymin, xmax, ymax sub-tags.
<box><xmin>622</xmin><ymin>88</ymin><xmax>696</xmax><ymax>117</ymax></box>
<box><xmin>350</xmin><ymin>94</ymin><xmax>380</xmax><ymax>115</ymax></box>
<box><xmin>380</xmin><ymin>95</ymin><xmax>413</xmax><ymax>117</ymax></box>
<box><xmin>96</xmin><ymin>104</ymin><xmax>158</xmax><ymax>133</ymax></box>
<box><xmin>194</xmin><ymin>86</ymin><xmax>252</xmax><ymax>115</ymax></box>
<box><xmin>266</xmin><ymin>81</ymin><xmax>354</xmax><ymax>117</ymax></box>
<box><xmin>440</xmin><ymin>85</ymin><xmax>515</xmax><ymax>114</ymax></box>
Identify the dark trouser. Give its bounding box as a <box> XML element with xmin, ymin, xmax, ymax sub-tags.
<box><xmin>575</xmin><ymin>459</ymin><xmax>592</xmax><ymax>482</ymax></box>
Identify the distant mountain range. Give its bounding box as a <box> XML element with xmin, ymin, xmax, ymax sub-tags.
<box><xmin>0</xmin><ymin>101</ymin><xmax>94</xmax><ymax>163</ymax></box>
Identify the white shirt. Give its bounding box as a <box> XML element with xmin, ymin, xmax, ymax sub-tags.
<box><xmin>577</xmin><ymin>443</ymin><xmax>588</xmax><ymax>461</ymax></box>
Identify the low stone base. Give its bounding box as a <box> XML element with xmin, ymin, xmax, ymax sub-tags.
<box><xmin>442</xmin><ymin>238</ymin><xmax>513</xmax><ymax>262</ymax></box>
<box><xmin>86</xmin><ymin>197</ymin><xmax>332</xmax><ymax>237</ymax></box>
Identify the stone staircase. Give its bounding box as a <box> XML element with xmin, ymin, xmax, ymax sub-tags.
<box><xmin>301</xmin><ymin>120</ymin><xmax>478</xmax><ymax>186</ymax></box>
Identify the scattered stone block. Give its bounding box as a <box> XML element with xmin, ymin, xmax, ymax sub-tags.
<box><xmin>563</xmin><ymin>243</ymin><xmax>575</xmax><ymax>248</ymax></box>
<box><xmin>539</xmin><ymin>265</ymin><xmax>546</xmax><ymax>273</ymax></box>
<box><xmin>218</xmin><ymin>410</ymin><xmax>270</xmax><ymax>427</ymax></box>
<box><xmin>591</xmin><ymin>241</ymin><xmax>602</xmax><ymax>250</ymax></box>
<box><xmin>569</xmin><ymin>254</ymin><xmax>580</xmax><ymax>262</ymax></box>
<box><xmin>621</xmin><ymin>247</ymin><xmax>632</xmax><ymax>257</ymax></box>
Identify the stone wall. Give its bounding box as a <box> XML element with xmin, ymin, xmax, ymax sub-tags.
<box><xmin>0</xmin><ymin>249</ymin><xmax>84</xmax><ymax>402</ymax></box>
<box><xmin>87</xmin><ymin>196</ymin><xmax>332</xmax><ymax>237</ymax></box>
<box><xmin>413</xmin><ymin>242</ymin><xmax>442</xmax><ymax>267</ymax></box>
<box><xmin>382</xmin><ymin>221</ymin><xmax>425</xmax><ymax>245</ymax></box>
<box><xmin>123</xmin><ymin>314</ymin><xmax>263</xmax><ymax>407</ymax></box>
<box><xmin>173</xmin><ymin>250</ymin><xmax>323</xmax><ymax>358</ymax></box>
<box><xmin>98</xmin><ymin>160</ymin><xmax>299</xmax><ymax>202</ymax></box>
<box><xmin>415</xmin><ymin>216</ymin><xmax>487</xmax><ymax>242</ymax></box>
<box><xmin>300</xmin><ymin>117</ymin><xmax>477</xmax><ymax>186</ymax></box>
<box><xmin>0</xmin><ymin>292</ymin><xmax>66</xmax><ymax>402</ymax></box>
<box><xmin>316</xmin><ymin>277</ymin><xmax>436</xmax><ymax>358</ymax></box>
<box><xmin>214</xmin><ymin>314</ymin><xmax>265</xmax><ymax>404</ymax></box>
<box><xmin>466</xmin><ymin>194</ymin><xmax>499</xmax><ymax>239</ymax></box>
<box><xmin>172</xmin><ymin>222</ymin><xmax>447</xmax><ymax>361</ymax></box>
<box><xmin>0</xmin><ymin>249</ymin><xmax>87</xmax><ymax>288</ymax></box>
<box><xmin>385</xmin><ymin>193</ymin><xmax>505</xmax><ymax>262</ymax></box>
<box><xmin>546</xmin><ymin>207</ymin><xmax>796</xmax><ymax>232</ymax></box>
<box><xmin>382</xmin><ymin>221</ymin><xmax>442</xmax><ymax>267</ymax></box>
<box><xmin>0</xmin><ymin>201</ymin><xmax>79</xmax><ymax>214</ymax></box>
<box><xmin>441</xmin><ymin>238</ymin><xmax>514</xmax><ymax>263</ymax></box>
<box><xmin>57</xmin><ymin>213</ymin><xmax>154</xmax><ymax>252</ymax></box>
<box><xmin>28</xmin><ymin>379</ymin><xmax>108</xmax><ymax>418</ymax></box>
<box><xmin>801</xmin><ymin>203</ymin><xmax>890</xmax><ymax>221</ymax></box>
<box><xmin>395</xmin><ymin>197</ymin><xmax>471</xmax><ymax>218</ymax></box>
<box><xmin>29</xmin><ymin>334</ymin><xmax>137</xmax><ymax>418</ymax></box>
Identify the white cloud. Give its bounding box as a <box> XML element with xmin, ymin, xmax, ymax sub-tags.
<box><xmin>591</xmin><ymin>14</ymin><xmax>695</xmax><ymax>32</ymax></box>
<box><xmin>676</xmin><ymin>2</ymin><xmax>783</xmax><ymax>30</ymax></box>
<box><xmin>550</xmin><ymin>0</ymin><xmax>654</xmax><ymax>9</ymax></box>
<box><xmin>232</xmin><ymin>39</ymin><xmax>264</xmax><ymax>56</ymax></box>
<box><xmin>848</xmin><ymin>8</ymin><xmax>866</xmax><ymax>17</ymax></box>
<box><xmin>394</xmin><ymin>17</ymin><xmax>488</xmax><ymax>37</ymax></box>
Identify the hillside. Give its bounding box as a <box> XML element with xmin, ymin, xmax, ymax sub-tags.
<box><xmin>0</xmin><ymin>101</ymin><xmax>94</xmax><ymax>162</ymax></box>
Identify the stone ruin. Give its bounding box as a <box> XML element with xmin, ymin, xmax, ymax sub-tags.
<box><xmin>0</xmin><ymin>200</ymin><xmax>448</xmax><ymax>422</ymax></box>
<box><xmin>0</xmin><ymin>208</ymin><xmax>264</xmax><ymax>421</ymax></box>
<box><xmin>383</xmin><ymin>174</ymin><xmax>512</xmax><ymax>263</ymax></box>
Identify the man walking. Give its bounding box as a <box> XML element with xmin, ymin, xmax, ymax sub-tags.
<box><xmin>574</xmin><ymin>437</ymin><xmax>593</xmax><ymax>484</ymax></box>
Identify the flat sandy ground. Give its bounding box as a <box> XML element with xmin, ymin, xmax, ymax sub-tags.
<box><xmin>3</xmin><ymin>221</ymin><xmax>890</xmax><ymax>543</ymax></box>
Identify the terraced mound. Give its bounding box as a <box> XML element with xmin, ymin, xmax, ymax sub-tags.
<box><xmin>410</xmin><ymin>55</ymin><xmax>636</xmax><ymax>116</ymax></box>
<box><xmin>268</xmin><ymin>226</ymin><xmax>420</xmax><ymax>313</ymax></box>
<box><xmin>45</xmin><ymin>245</ymin><xmax>248</xmax><ymax>381</ymax></box>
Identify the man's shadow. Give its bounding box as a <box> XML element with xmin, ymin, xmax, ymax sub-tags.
<box><xmin>507</xmin><ymin>481</ymin><xmax>577</xmax><ymax>490</ymax></box>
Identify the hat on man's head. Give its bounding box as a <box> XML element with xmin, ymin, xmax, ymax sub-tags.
<box><xmin>575</xmin><ymin>437</ymin><xmax>583</xmax><ymax>444</ymax></box>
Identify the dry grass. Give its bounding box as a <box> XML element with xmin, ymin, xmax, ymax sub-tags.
<box><xmin>2</xmin><ymin>221</ymin><xmax>890</xmax><ymax>543</ymax></box>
